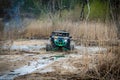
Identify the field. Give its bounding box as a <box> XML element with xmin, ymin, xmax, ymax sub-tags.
<box><xmin>0</xmin><ymin>18</ymin><xmax>120</xmax><ymax>80</ymax></box>
<box><xmin>0</xmin><ymin>0</ymin><xmax>120</xmax><ymax>79</ymax></box>
<box><xmin>0</xmin><ymin>38</ymin><xmax>119</xmax><ymax>80</ymax></box>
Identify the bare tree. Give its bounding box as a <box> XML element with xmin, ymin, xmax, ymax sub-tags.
<box><xmin>109</xmin><ymin>0</ymin><xmax>120</xmax><ymax>38</ymax></box>
<box><xmin>80</xmin><ymin>0</ymin><xmax>88</xmax><ymax>21</ymax></box>
<box><xmin>0</xmin><ymin>19</ymin><xmax>4</xmax><ymax>53</ymax></box>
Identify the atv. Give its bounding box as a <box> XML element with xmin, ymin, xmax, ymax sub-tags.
<box><xmin>46</xmin><ymin>30</ymin><xmax>75</xmax><ymax>51</ymax></box>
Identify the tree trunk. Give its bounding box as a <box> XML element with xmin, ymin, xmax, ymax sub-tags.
<box><xmin>110</xmin><ymin>0</ymin><xmax>120</xmax><ymax>39</ymax></box>
<box><xmin>80</xmin><ymin>2</ymin><xmax>85</xmax><ymax>20</ymax></box>
<box><xmin>80</xmin><ymin>0</ymin><xmax>87</xmax><ymax>21</ymax></box>
<box><xmin>0</xmin><ymin>19</ymin><xmax>4</xmax><ymax>53</ymax></box>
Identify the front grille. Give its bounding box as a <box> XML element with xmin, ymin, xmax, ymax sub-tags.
<box><xmin>59</xmin><ymin>39</ymin><xmax>62</xmax><ymax>42</ymax></box>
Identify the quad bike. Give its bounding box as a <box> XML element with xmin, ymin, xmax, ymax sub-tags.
<box><xmin>46</xmin><ymin>30</ymin><xmax>75</xmax><ymax>51</ymax></box>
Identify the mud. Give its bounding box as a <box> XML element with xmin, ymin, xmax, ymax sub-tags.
<box><xmin>0</xmin><ymin>40</ymin><xmax>107</xmax><ymax>80</ymax></box>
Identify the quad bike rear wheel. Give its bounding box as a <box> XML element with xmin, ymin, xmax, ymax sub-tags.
<box><xmin>46</xmin><ymin>44</ymin><xmax>52</xmax><ymax>51</ymax></box>
<box><xmin>70</xmin><ymin>45</ymin><xmax>75</xmax><ymax>50</ymax></box>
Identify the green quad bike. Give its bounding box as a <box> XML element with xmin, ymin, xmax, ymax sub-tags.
<box><xmin>46</xmin><ymin>30</ymin><xmax>75</xmax><ymax>51</ymax></box>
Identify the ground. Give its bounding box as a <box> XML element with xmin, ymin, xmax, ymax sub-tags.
<box><xmin>0</xmin><ymin>40</ymin><xmax>108</xmax><ymax>80</ymax></box>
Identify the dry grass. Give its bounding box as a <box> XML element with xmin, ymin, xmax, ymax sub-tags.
<box><xmin>14</xmin><ymin>48</ymin><xmax>120</xmax><ymax>80</ymax></box>
<box><xmin>85</xmin><ymin>47</ymin><xmax>120</xmax><ymax>80</ymax></box>
<box><xmin>19</xmin><ymin>19</ymin><xmax>118</xmax><ymax>46</ymax></box>
<box><xmin>23</xmin><ymin>19</ymin><xmax>117</xmax><ymax>41</ymax></box>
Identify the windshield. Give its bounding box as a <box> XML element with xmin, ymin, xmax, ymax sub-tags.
<box><xmin>52</xmin><ymin>32</ymin><xmax>69</xmax><ymax>37</ymax></box>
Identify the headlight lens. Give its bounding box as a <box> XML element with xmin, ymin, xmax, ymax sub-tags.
<box><xmin>64</xmin><ymin>39</ymin><xmax>67</xmax><ymax>42</ymax></box>
<box><xmin>54</xmin><ymin>38</ymin><xmax>57</xmax><ymax>41</ymax></box>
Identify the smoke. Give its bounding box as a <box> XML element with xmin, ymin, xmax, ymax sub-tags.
<box><xmin>3</xmin><ymin>0</ymin><xmax>24</xmax><ymax>32</ymax></box>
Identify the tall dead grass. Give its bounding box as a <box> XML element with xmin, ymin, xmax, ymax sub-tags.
<box><xmin>85</xmin><ymin>46</ymin><xmax>120</xmax><ymax>80</ymax></box>
<box><xmin>22</xmin><ymin>19</ymin><xmax>117</xmax><ymax>45</ymax></box>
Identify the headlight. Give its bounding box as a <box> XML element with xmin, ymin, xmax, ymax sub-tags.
<box><xmin>64</xmin><ymin>39</ymin><xmax>67</xmax><ymax>42</ymax></box>
<box><xmin>54</xmin><ymin>38</ymin><xmax>57</xmax><ymax>41</ymax></box>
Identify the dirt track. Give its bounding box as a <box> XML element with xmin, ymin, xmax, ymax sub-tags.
<box><xmin>0</xmin><ymin>40</ymin><xmax>107</xmax><ymax>80</ymax></box>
